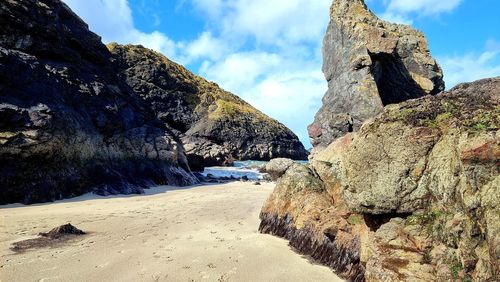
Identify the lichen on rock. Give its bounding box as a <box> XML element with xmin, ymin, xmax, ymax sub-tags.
<box><xmin>108</xmin><ymin>44</ymin><xmax>308</xmax><ymax>169</ymax></box>
<box><xmin>261</xmin><ymin>77</ymin><xmax>499</xmax><ymax>281</ymax></box>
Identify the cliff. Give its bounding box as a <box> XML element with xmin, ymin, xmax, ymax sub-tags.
<box><xmin>0</xmin><ymin>0</ymin><xmax>309</xmax><ymax>203</ymax></box>
<box><xmin>308</xmin><ymin>0</ymin><xmax>444</xmax><ymax>150</ymax></box>
<box><xmin>0</xmin><ymin>0</ymin><xmax>199</xmax><ymax>204</ymax></box>
<box><xmin>108</xmin><ymin>44</ymin><xmax>308</xmax><ymax>169</ymax></box>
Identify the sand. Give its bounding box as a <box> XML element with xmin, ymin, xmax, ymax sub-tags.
<box><xmin>0</xmin><ymin>182</ymin><xmax>343</xmax><ymax>282</ymax></box>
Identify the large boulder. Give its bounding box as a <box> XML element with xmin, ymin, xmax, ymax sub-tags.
<box><xmin>263</xmin><ymin>158</ymin><xmax>295</xmax><ymax>180</ymax></box>
<box><xmin>260</xmin><ymin>77</ymin><xmax>500</xmax><ymax>281</ymax></box>
<box><xmin>0</xmin><ymin>0</ymin><xmax>197</xmax><ymax>204</ymax></box>
<box><xmin>308</xmin><ymin>0</ymin><xmax>444</xmax><ymax>150</ymax></box>
<box><xmin>108</xmin><ymin>44</ymin><xmax>308</xmax><ymax>168</ymax></box>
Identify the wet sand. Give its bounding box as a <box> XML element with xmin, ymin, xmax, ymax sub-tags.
<box><xmin>0</xmin><ymin>182</ymin><xmax>343</xmax><ymax>282</ymax></box>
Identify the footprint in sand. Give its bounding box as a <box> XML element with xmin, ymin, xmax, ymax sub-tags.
<box><xmin>151</xmin><ymin>273</ymin><xmax>162</xmax><ymax>282</ymax></box>
<box><xmin>207</xmin><ymin>263</ymin><xmax>216</xmax><ymax>269</ymax></box>
<box><xmin>218</xmin><ymin>273</ymin><xmax>229</xmax><ymax>282</ymax></box>
<box><xmin>199</xmin><ymin>271</ymin><xmax>210</xmax><ymax>279</ymax></box>
<box><xmin>38</xmin><ymin>277</ymin><xmax>59</xmax><ymax>282</ymax></box>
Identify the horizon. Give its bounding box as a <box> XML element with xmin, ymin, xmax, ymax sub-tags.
<box><xmin>63</xmin><ymin>0</ymin><xmax>500</xmax><ymax>148</ymax></box>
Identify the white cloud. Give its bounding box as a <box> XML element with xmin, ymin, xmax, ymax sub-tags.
<box><xmin>387</xmin><ymin>0</ymin><xmax>462</xmax><ymax>15</ymax></box>
<box><xmin>63</xmin><ymin>0</ymin><xmax>179</xmax><ymax>59</ymax></box>
<box><xmin>199</xmin><ymin>52</ymin><xmax>283</xmax><ymax>91</ymax></box>
<box><xmin>374</xmin><ymin>0</ymin><xmax>462</xmax><ymax>24</ymax></box>
<box><xmin>440</xmin><ymin>50</ymin><xmax>500</xmax><ymax>89</ymax></box>
<box><xmin>246</xmin><ymin>71</ymin><xmax>326</xmax><ymax>145</ymax></box>
<box><xmin>379</xmin><ymin>12</ymin><xmax>413</xmax><ymax>25</ymax></box>
<box><xmin>190</xmin><ymin>0</ymin><xmax>224</xmax><ymax>18</ymax></box>
<box><xmin>191</xmin><ymin>0</ymin><xmax>331</xmax><ymax>45</ymax></box>
<box><xmin>486</xmin><ymin>39</ymin><xmax>500</xmax><ymax>52</ymax></box>
<box><xmin>179</xmin><ymin>32</ymin><xmax>231</xmax><ymax>64</ymax></box>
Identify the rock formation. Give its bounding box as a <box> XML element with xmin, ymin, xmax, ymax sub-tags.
<box><xmin>0</xmin><ymin>0</ymin><xmax>308</xmax><ymax>204</ymax></box>
<box><xmin>0</xmin><ymin>0</ymin><xmax>198</xmax><ymax>204</ymax></box>
<box><xmin>260</xmin><ymin>1</ymin><xmax>498</xmax><ymax>280</ymax></box>
<box><xmin>108</xmin><ymin>44</ymin><xmax>308</xmax><ymax>169</ymax></box>
<box><xmin>260</xmin><ymin>77</ymin><xmax>499</xmax><ymax>281</ymax></box>
<box><xmin>308</xmin><ymin>0</ymin><xmax>445</xmax><ymax>150</ymax></box>
<box><xmin>262</xmin><ymin>158</ymin><xmax>296</xmax><ymax>181</ymax></box>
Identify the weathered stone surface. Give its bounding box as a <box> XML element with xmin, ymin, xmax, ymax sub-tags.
<box><xmin>308</xmin><ymin>0</ymin><xmax>444</xmax><ymax>150</ymax></box>
<box><xmin>262</xmin><ymin>158</ymin><xmax>295</xmax><ymax>181</ymax></box>
<box><xmin>0</xmin><ymin>0</ymin><xmax>198</xmax><ymax>204</ymax></box>
<box><xmin>259</xmin><ymin>163</ymin><xmax>366</xmax><ymax>281</ymax></box>
<box><xmin>108</xmin><ymin>44</ymin><xmax>308</xmax><ymax>168</ymax></box>
<box><xmin>261</xmin><ymin>77</ymin><xmax>500</xmax><ymax>281</ymax></box>
<box><xmin>343</xmin><ymin>77</ymin><xmax>499</xmax><ymax>215</ymax></box>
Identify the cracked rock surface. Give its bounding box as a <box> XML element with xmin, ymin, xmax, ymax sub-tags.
<box><xmin>308</xmin><ymin>0</ymin><xmax>444</xmax><ymax>150</ymax></box>
<box><xmin>261</xmin><ymin>77</ymin><xmax>499</xmax><ymax>281</ymax></box>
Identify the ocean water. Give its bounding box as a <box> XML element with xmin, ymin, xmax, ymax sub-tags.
<box><xmin>233</xmin><ymin>160</ymin><xmax>268</xmax><ymax>168</ymax></box>
<box><xmin>202</xmin><ymin>166</ymin><xmax>264</xmax><ymax>181</ymax></box>
<box><xmin>201</xmin><ymin>160</ymin><xmax>309</xmax><ymax>181</ymax></box>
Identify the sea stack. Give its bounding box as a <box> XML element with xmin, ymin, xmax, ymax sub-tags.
<box><xmin>308</xmin><ymin>0</ymin><xmax>444</xmax><ymax>150</ymax></box>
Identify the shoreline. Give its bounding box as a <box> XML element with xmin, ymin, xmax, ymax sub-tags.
<box><xmin>0</xmin><ymin>182</ymin><xmax>343</xmax><ymax>282</ymax></box>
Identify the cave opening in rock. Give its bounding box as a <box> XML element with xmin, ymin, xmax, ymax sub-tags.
<box><xmin>363</xmin><ymin>213</ymin><xmax>412</xmax><ymax>232</ymax></box>
<box><xmin>370</xmin><ymin>52</ymin><xmax>427</xmax><ymax>106</ymax></box>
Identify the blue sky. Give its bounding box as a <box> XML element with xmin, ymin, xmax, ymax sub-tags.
<box><xmin>64</xmin><ymin>0</ymin><xmax>500</xmax><ymax>148</ymax></box>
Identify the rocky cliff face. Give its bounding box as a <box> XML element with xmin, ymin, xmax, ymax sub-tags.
<box><xmin>308</xmin><ymin>0</ymin><xmax>444</xmax><ymax>150</ymax></box>
<box><xmin>0</xmin><ymin>0</ymin><xmax>198</xmax><ymax>204</ymax></box>
<box><xmin>260</xmin><ymin>77</ymin><xmax>499</xmax><ymax>281</ymax></box>
<box><xmin>108</xmin><ymin>44</ymin><xmax>308</xmax><ymax>169</ymax></box>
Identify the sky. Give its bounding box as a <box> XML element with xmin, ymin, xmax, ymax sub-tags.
<box><xmin>63</xmin><ymin>0</ymin><xmax>500</xmax><ymax>148</ymax></box>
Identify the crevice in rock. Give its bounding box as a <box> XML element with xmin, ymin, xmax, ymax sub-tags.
<box><xmin>363</xmin><ymin>213</ymin><xmax>412</xmax><ymax>232</ymax></box>
<box><xmin>259</xmin><ymin>213</ymin><xmax>365</xmax><ymax>282</ymax></box>
<box><xmin>369</xmin><ymin>52</ymin><xmax>426</xmax><ymax>106</ymax></box>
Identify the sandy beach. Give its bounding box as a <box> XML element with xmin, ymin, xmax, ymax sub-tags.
<box><xmin>0</xmin><ymin>182</ymin><xmax>343</xmax><ymax>282</ymax></box>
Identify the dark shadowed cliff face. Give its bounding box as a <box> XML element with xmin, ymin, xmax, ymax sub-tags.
<box><xmin>0</xmin><ymin>0</ymin><xmax>197</xmax><ymax>204</ymax></box>
<box><xmin>308</xmin><ymin>0</ymin><xmax>444</xmax><ymax>150</ymax></box>
<box><xmin>108</xmin><ymin>44</ymin><xmax>308</xmax><ymax>169</ymax></box>
<box><xmin>260</xmin><ymin>77</ymin><xmax>499</xmax><ymax>281</ymax></box>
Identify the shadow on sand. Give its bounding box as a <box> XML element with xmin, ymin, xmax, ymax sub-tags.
<box><xmin>0</xmin><ymin>182</ymin><xmax>233</xmax><ymax>209</ymax></box>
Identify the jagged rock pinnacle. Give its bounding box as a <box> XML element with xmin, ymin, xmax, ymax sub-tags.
<box><xmin>308</xmin><ymin>0</ymin><xmax>445</xmax><ymax>150</ymax></box>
